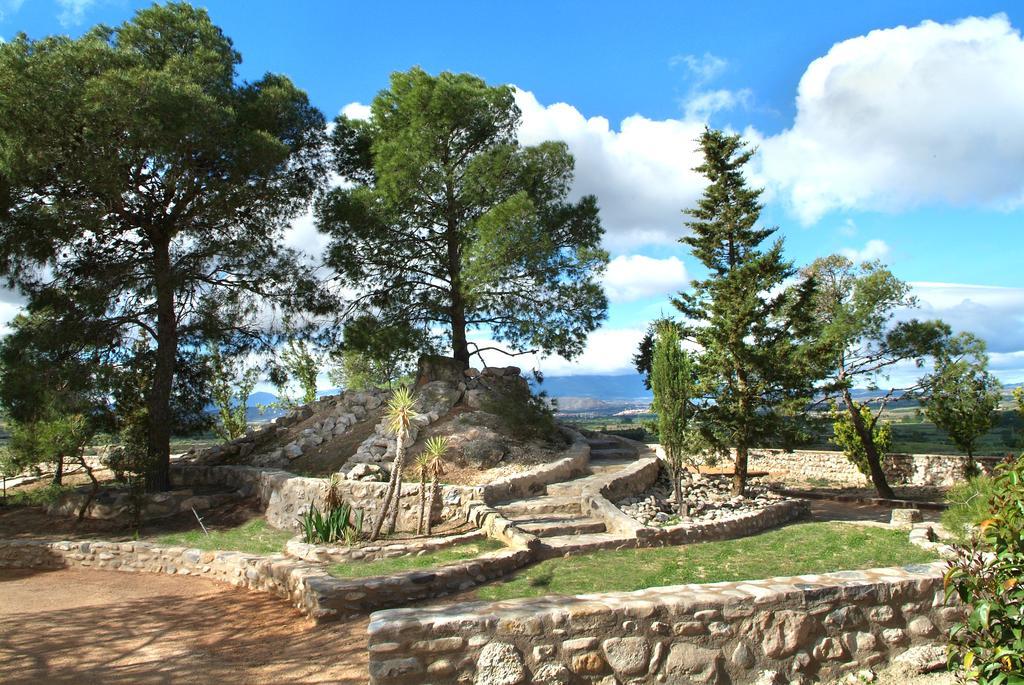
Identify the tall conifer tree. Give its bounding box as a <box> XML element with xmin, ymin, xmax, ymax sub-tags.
<box><xmin>673</xmin><ymin>129</ymin><xmax>821</xmax><ymax>495</ymax></box>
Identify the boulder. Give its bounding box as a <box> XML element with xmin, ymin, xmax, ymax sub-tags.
<box><xmin>416</xmin><ymin>355</ymin><xmax>467</xmax><ymax>386</ymax></box>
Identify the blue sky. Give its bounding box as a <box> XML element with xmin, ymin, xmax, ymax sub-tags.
<box><xmin>3</xmin><ymin>1</ymin><xmax>1023</xmax><ymax>384</ymax></box>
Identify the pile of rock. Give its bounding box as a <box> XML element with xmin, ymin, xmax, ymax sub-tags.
<box><xmin>617</xmin><ymin>471</ymin><xmax>790</xmax><ymax>526</ymax></box>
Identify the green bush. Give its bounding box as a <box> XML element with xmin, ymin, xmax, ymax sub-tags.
<box><xmin>943</xmin><ymin>475</ymin><xmax>996</xmax><ymax>541</ymax></box>
<box><xmin>481</xmin><ymin>381</ymin><xmax>561</xmax><ymax>444</ymax></box>
<box><xmin>300</xmin><ymin>501</ymin><xmax>364</xmax><ymax>545</ymax></box>
<box><xmin>945</xmin><ymin>455</ymin><xmax>1024</xmax><ymax>683</ymax></box>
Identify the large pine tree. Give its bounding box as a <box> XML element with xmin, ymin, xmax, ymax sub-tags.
<box><xmin>673</xmin><ymin>129</ymin><xmax>821</xmax><ymax>495</ymax></box>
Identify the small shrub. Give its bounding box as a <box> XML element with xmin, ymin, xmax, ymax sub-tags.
<box><xmin>945</xmin><ymin>455</ymin><xmax>1024</xmax><ymax>683</ymax></box>
<box><xmin>301</xmin><ymin>475</ymin><xmax>364</xmax><ymax>545</ymax></box>
<box><xmin>481</xmin><ymin>381</ymin><xmax>561</xmax><ymax>444</ymax></box>
<box><xmin>943</xmin><ymin>475</ymin><xmax>995</xmax><ymax>541</ymax></box>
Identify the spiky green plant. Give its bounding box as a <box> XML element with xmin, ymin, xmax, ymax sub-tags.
<box><xmin>369</xmin><ymin>386</ymin><xmax>420</xmax><ymax>541</ymax></box>
<box><xmin>421</xmin><ymin>436</ymin><xmax>448</xmax><ymax>536</ymax></box>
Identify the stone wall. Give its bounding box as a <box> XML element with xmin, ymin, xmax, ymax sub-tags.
<box><xmin>172</xmin><ymin>463</ymin><xmax>482</xmax><ymax>533</ymax></box>
<box><xmin>648</xmin><ymin>444</ymin><xmax>1005</xmax><ymax>487</ymax></box>
<box><xmin>367</xmin><ymin>562</ymin><xmax>961</xmax><ymax>684</ymax></box>
<box><xmin>47</xmin><ymin>485</ymin><xmax>243</xmax><ymax>522</ymax></box>
<box><xmin>481</xmin><ymin>431</ymin><xmax>590</xmax><ymax>504</ymax></box>
<box><xmin>0</xmin><ymin>537</ymin><xmax>530</xmax><ymax>622</ymax></box>
<box><xmin>286</xmin><ymin>529</ymin><xmax>487</xmax><ymax>564</ymax></box>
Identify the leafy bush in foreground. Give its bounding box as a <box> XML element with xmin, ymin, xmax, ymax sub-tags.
<box><xmin>945</xmin><ymin>456</ymin><xmax>1024</xmax><ymax>683</ymax></box>
<box><xmin>943</xmin><ymin>475</ymin><xmax>996</xmax><ymax>541</ymax></box>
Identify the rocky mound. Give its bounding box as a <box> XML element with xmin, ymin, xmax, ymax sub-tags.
<box><xmin>617</xmin><ymin>468</ymin><xmax>791</xmax><ymax>526</ymax></box>
<box><xmin>184</xmin><ymin>356</ymin><xmax>568</xmax><ymax>485</ymax></box>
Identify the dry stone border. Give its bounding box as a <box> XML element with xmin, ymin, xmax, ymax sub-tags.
<box><xmin>367</xmin><ymin>561</ymin><xmax>963</xmax><ymax>685</ymax></box>
<box><xmin>726</xmin><ymin>446</ymin><xmax>1004</xmax><ymax>487</ymax></box>
<box><xmin>0</xmin><ymin>535</ymin><xmax>531</xmax><ymax>622</ymax></box>
<box><xmin>46</xmin><ymin>484</ymin><xmax>245</xmax><ymax>523</ymax></box>
<box><xmin>285</xmin><ymin>528</ymin><xmax>487</xmax><ymax>564</ymax></box>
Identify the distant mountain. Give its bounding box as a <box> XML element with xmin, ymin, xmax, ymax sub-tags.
<box><xmin>534</xmin><ymin>373</ymin><xmax>652</xmax><ymax>401</ymax></box>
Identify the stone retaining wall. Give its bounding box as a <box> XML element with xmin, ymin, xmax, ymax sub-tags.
<box><xmin>285</xmin><ymin>529</ymin><xmax>486</xmax><ymax>564</ymax></box>
<box><xmin>367</xmin><ymin>562</ymin><xmax>961</xmax><ymax>684</ymax></box>
<box><xmin>648</xmin><ymin>444</ymin><xmax>1005</xmax><ymax>486</ymax></box>
<box><xmin>481</xmin><ymin>431</ymin><xmax>590</xmax><ymax>504</ymax></box>
<box><xmin>0</xmin><ymin>536</ymin><xmax>529</xmax><ymax>622</ymax></box>
<box><xmin>172</xmin><ymin>463</ymin><xmax>482</xmax><ymax>533</ymax></box>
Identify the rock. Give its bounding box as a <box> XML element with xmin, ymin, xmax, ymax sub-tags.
<box><xmin>664</xmin><ymin>643</ymin><xmax>725</xmax><ymax>683</ymax></box>
<box><xmin>475</xmin><ymin>642</ymin><xmax>526</xmax><ymax>685</ymax></box>
<box><xmin>907</xmin><ymin>616</ymin><xmax>938</xmax><ymax>638</ymax></box>
<box><xmin>751</xmin><ymin>671</ymin><xmax>786</xmax><ymax>685</ymax></box>
<box><xmin>892</xmin><ymin>645</ymin><xmax>946</xmax><ymax>675</ymax></box>
<box><xmin>531</xmin><ymin>663</ymin><xmax>572</xmax><ymax>684</ymax></box>
<box><xmin>761</xmin><ymin>611</ymin><xmax>816</xmax><ymax>659</ymax></box>
<box><xmin>464</xmin><ymin>388</ymin><xmax>490</xmax><ymax>410</ymax></box>
<box><xmin>602</xmin><ymin>637</ymin><xmax>650</xmax><ymax>677</ymax></box>
<box><xmin>416</xmin><ymin>355</ymin><xmax>467</xmax><ymax>386</ymax></box>
<box><xmin>731</xmin><ymin>643</ymin><xmax>755</xmax><ymax>669</ymax></box>
<box><xmin>284</xmin><ymin>442</ymin><xmax>303</xmax><ymax>459</ymax></box>
<box><xmin>891</xmin><ymin>508</ymin><xmax>923</xmax><ymax>527</ymax></box>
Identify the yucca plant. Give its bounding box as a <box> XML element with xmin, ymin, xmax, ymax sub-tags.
<box><xmin>300</xmin><ymin>475</ymin><xmax>365</xmax><ymax>544</ymax></box>
<box><xmin>369</xmin><ymin>386</ymin><xmax>419</xmax><ymax>541</ymax></box>
<box><xmin>419</xmin><ymin>436</ymin><xmax>448</xmax><ymax>536</ymax></box>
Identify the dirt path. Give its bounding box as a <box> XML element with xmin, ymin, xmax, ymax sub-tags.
<box><xmin>0</xmin><ymin>567</ymin><xmax>368</xmax><ymax>684</ymax></box>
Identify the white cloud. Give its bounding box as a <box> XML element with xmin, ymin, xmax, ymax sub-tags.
<box><xmin>514</xmin><ymin>88</ymin><xmax>708</xmax><ymax>250</ymax></box>
<box><xmin>340</xmin><ymin>102</ymin><xmax>371</xmax><ymax>121</ymax></box>
<box><xmin>670</xmin><ymin>52</ymin><xmax>729</xmax><ymax>84</ymax></box>
<box><xmin>840</xmin><ymin>239</ymin><xmax>890</xmax><ymax>264</ymax></box>
<box><xmin>910</xmin><ymin>282</ymin><xmax>1024</xmax><ymax>355</ymax></box>
<box><xmin>56</xmin><ymin>0</ymin><xmax>99</xmax><ymax>26</ymax></box>
<box><xmin>603</xmin><ymin>255</ymin><xmax>687</xmax><ymax>302</ymax></box>
<box><xmin>684</xmin><ymin>87</ymin><xmax>752</xmax><ymax>120</ymax></box>
<box><xmin>758</xmin><ymin>14</ymin><xmax>1024</xmax><ymax>224</ymax></box>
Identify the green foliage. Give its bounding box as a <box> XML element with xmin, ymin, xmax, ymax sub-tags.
<box><xmin>301</xmin><ymin>501</ymin><xmax>364</xmax><ymax>546</ymax></box>
<box><xmin>667</xmin><ymin>129</ymin><xmax>823</xmax><ymax>495</ymax></box>
<box><xmin>156</xmin><ymin>518</ymin><xmax>292</xmax><ymax>555</ymax></box>
<box><xmin>924</xmin><ymin>334</ymin><xmax>1002</xmax><ymax>460</ymax></box>
<box><xmin>0</xmin><ymin>3</ymin><xmax>330</xmax><ymax>489</ymax></box>
<box><xmin>384</xmin><ymin>386</ymin><xmax>419</xmax><ymax>438</ymax></box>
<box><xmin>944</xmin><ymin>475</ymin><xmax>996</xmax><ymax>541</ymax></box>
<box><xmin>278</xmin><ymin>339</ymin><xmax>320</xmax><ymax>406</ymax></box>
<box><xmin>477</xmin><ymin>522</ymin><xmax>936</xmax><ymax>601</ymax></box>
<box><xmin>650</xmin><ymin>323</ymin><xmax>696</xmax><ymax>509</ymax></box>
<box><xmin>800</xmin><ymin>255</ymin><xmax>952</xmax><ymax>497</ymax></box>
<box><xmin>946</xmin><ymin>456</ymin><xmax>1024</xmax><ymax>683</ymax></box>
<box><xmin>300</xmin><ymin>476</ymin><xmax>364</xmax><ymax>545</ymax></box>
<box><xmin>209</xmin><ymin>346</ymin><xmax>259</xmax><ymax>441</ymax></box>
<box><xmin>318</xmin><ymin>67</ymin><xmax>608</xmax><ymax>365</ymax></box>
<box><xmin>481</xmin><ymin>382</ymin><xmax>561</xmax><ymax>443</ymax></box>
<box><xmin>328</xmin><ymin>316</ymin><xmax>424</xmax><ymax>391</ymax></box>
<box><xmin>831</xmin><ymin>401</ymin><xmax>892</xmax><ymax>478</ymax></box>
<box><xmin>1014</xmin><ymin>388</ymin><xmax>1024</xmax><ymax>418</ymax></box>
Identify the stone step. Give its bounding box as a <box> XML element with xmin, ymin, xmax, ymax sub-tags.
<box><xmin>537</xmin><ymin>532</ymin><xmax>638</xmax><ymax>559</ymax></box>
<box><xmin>517</xmin><ymin>516</ymin><xmax>607</xmax><ymax>537</ymax></box>
<box><xmin>586</xmin><ymin>439</ymin><xmax>620</xmax><ymax>450</ymax></box>
<box><xmin>496</xmin><ymin>495</ymin><xmax>582</xmax><ymax>518</ymax></box>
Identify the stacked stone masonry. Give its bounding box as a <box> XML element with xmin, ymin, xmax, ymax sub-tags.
<box><xmin>715</xmin><ymin>447</ymin><xmax>1003</xmax><ymax>487</ymax></box>
<box><xmin>0</xmin><ymin>537</ymin><xmax>532</xmax><ymax>621</ymax></box>
<box><xmin>367</xmin><ymin>562</ymin><xmax>962</xmax><ymax>684</ymax></box>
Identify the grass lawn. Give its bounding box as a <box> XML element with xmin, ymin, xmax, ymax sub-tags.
<box><xmin>327</xmin><ymin>538</ymin><xmax>505</xmax><ymax>578</ymax></box>
<box><xmin>154</xmin><ymin>518</ymin><xmax>292</xmax><ymax>555</ymax></box>
<box><xmin>476</xmin><ymin>522</ymin><xmax>937</xmax><ymax>601</ymax></box>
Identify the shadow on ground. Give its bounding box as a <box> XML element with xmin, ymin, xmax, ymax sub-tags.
<box><xmin>0</xmin><ymin>568</ymin><xmax>367</xmax><ymax>684</ymax></box>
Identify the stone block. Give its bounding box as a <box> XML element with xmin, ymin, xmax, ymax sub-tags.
<box><xmin>602</xmin><ymin>637</ymin><xmax>650</xmax><ymax>677</ymax></box>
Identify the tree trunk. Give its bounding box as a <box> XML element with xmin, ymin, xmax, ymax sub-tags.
<box><xmin>426</xmin><ymin>477</ymin><xmax>438</xmax><ymax>536</ymax></box>
<box><xmin>369</xmin><ymin>457</ymin><xmax>399</xmax><ymax>542</ymax></box>
<box><xmin>146</xmin><ymin>235</ymin><xmax>177</xmax><ymax>492</ymax></box>
<box><xmin>843</xmin><ymin>391</ymin><xmax>895</xmax><ymax>499</ymax></box>
<box><xmin>732</xmin><ymin>443</ymin><xmax>748</xmax><ymax>496</ymax></box>
<box><xmin>445</xmin><ymin>207</ymin><xmax>470</xmax><ymax>366</ymax></box>
<box><xmin>52</xmin><ymin>457</ymin><xmax>63</xmax><ymax>486</ymax></box>
<box><xmin>386</xmin><ymin>456</ymin><xmax>404</xmax><ymax>536</ymax></box>
<box><xmin>417</xmin><ymin>471</ymin><xmax>427</xmax><ymax>535</ymax></box>
<box><xmin>671</xmin><ymin>464</ymin><xmax>683</xmax><ymax>515</ymax></box>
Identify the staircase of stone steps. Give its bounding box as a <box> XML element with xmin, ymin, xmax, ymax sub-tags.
<box><xmin>494</xmin><ymin>434</ymin><xmax>649</xmax><ymax>558</ymax></box>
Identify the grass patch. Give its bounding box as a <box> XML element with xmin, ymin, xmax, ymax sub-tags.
<box><xmin>154</xmin><ymin>518</ymin><xmax>292</xmax><ymax>555</ymax></box>
<box><xmin>477</xmin><ymin>522</ymin><xmax>937</xmax><ymax>601</ymax></box>
<box><xmin>327</xmin><ymin>538</ymin><xmax>505</xmax><ymax>578</ymax></box>
<box><xmin>943</xmin><ymin>475</ymin><xmax>994</xmax><ymax>541</ymax></box>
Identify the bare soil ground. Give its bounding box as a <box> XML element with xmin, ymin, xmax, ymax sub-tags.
<box><xmin>0</xmin><ymin>567</ymin><xmax>369</xmax><ymax>684</ymax></box>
